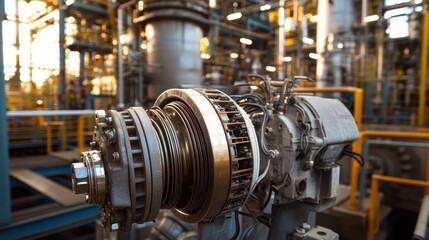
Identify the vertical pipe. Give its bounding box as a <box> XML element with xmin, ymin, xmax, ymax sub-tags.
<box><xmin>80</xmin><ymin>50</ymin><xmax>86</xmax><ymax>108</ymax></box>
<box><xmin>367</xmin><ymin>176</ymin><xmax>378</xmax><ymax>240</ymax></box>
<box><xmin>78</xmin><ymin>115</ymin><xmax>84</xmax><ymax>153</ymax></box>
<box><xmin>117</xmin><ymin>1</ymin><xmax>136</xmax><ymax>109</ymax></box>
<box><xmin>426</xmin><ymin>139</ymin><xmax>429</xmax><ymax>195</ymax></box>
<box><xmin>59</xmin><ymin>0</ymin><xmax>65</xmax><ymax>110</ymax></box>
<box><xmin>117</xmin><ymin>6</ymin><xmax>124</xmax><ymax>109</ymax></box>
<box><xmin>360</xmin><ymin>0</ymin><xmax>368</xmax><ymax>87</ymax></box>
<box><xmin>316</xmin><ymin>0</ymin><xmax>330</xmax><ymax>87</ymax></box>
<box><xmin>277</xmin><ymin>0</ymin><xmax>285</xmax><ymax>80</ymax></box>
<box><xmin>413</xmin><ymin>196</ymin><xmax>429</xmax><ymax>240</ymax></box>
<box><xmin>358</xmin><ymin>141</ymin><xmax>369</xmax><ymax>208</ymax></box>
<box><xmin>0</xmin><ymin>0</ymin><xmax>12</xmax><ymax>225</ymax></box>
<box><xmin>47</xmin><ymin>126</ymin><xmax>52</xmax><ymax>154</ymax></box>
<box><xmin>349</xmin><ymin>89</ymin><xmax>363</xmax><ymax>208</ymax></box>
<box><xmin>418</xmin><ymin>11</ymin><xmax>428</xmax><ymax>126</ymax></box>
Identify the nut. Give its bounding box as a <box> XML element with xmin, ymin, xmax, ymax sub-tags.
<box><xmin>302</xmin><ymin>222</ymin><xmax>311</xmax><ymax>231</ymax></box>
<box><xmin>71</xmin><ymin>162</ymin><xmax>89</xmax><ymax>194</ymax></box>
<box><xmin>111</xmin><ymin>223</ymin><xmax>119</xmax><ymax>231</ymax></box>
<box><xmin>95</xmin><ymin>110</ymin><xmax>106</xmax><ymax>124</ymax></box>
<box><xmin>295</xmin><ymin>227</ymin><xmax>306</xmax><ymax>235</ymax></box>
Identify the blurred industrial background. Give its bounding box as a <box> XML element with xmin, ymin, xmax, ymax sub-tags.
<box><xmin>0</xmin><ymin>0</ymin><xmax>429</xmax><ymax>239</ymax></box>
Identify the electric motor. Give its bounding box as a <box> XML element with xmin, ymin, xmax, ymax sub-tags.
<box><xmin>71</xmin><ymin>80</ymin><xmax>359</xmax><ymax>233</ymax></box>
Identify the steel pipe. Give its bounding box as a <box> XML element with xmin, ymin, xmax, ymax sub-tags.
<box><xmin>413</xmin><ymin>196</ymin><xmax>429</xmax><ymax>240</ymax></box>
<box><xmin>7</xmin><ymin>110</ymin><xmax>95</xmax><ymax>117</ymax></box>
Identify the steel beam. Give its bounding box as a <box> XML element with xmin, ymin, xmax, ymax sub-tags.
<box><xmin>59</xmin><ymin>0</ymin><xmax>65</xmax><ymax>109</ymax></box>
<box><xmin>7</xmin><ymin>110</ymin><xmax>94</xmax><ymax>117</ymax></box>
<box><xmin>0</xmin><ymin>0</ymin><xmax>11</xmax><ymax>225</ymax></box>
<box><xmin>0</xmin><ymin>205</ymin><xmax>99</xmax><ymax>239</ymax></box>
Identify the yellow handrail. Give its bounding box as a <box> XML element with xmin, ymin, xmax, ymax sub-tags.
<box><xmin>78</xmin><ymin>115</ymin><xmax>94</xmax><ymax>153</ymax></box>
<box><xmin>349</xmin><ymin>131</ymin><xmax>429</xmax><ymax>208</ymax></box>
<box><xmin>367</xmin><ymin>175</ymin><xmax>429</xmax><ymax>240</ymax></box>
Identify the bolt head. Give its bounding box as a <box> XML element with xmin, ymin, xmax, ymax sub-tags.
<box><xmin>71</xmin><ymin>162</ymin><xmax>89</xmax><ymax>194</ymax></box>
<box><xmin>95</xmin><ymin>110</ymin><xmax>106</xmax><ymax>123</ymax></box>
<box><xmin>106</xmin><ymin>117</ymin><xmax>113</xmax><ymax>125</ymax></box>
<box><xmin>302</xmin><ymin>223</ymin><xmax>311</xmax><ymax>231</ymax></box>
<box><xmin>111</xmin><ymin>223</ymin><xmax>119</xmax><ymax>231</ymax></box>
<box><xmin>113</xmin><ymin>152</ymin><xmax>120</xmax><ymax>162</ymax></box>
<box><xmin>90</xmin><ymin>141</ymin><xmax>98</xmax><ymax>149</ymax></box>
<box><xmin>295</xmin><ymin>227</ymin><xmax>306</xmax><ymax>235</ymax></box>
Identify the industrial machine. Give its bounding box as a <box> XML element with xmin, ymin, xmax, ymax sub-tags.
<box><xmin>71</xmin><ymin>74</ymin><xmax>359</xmax><ymax>239</ymax></box>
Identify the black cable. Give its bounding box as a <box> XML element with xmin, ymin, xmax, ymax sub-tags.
<box><xmin>232</xmin><ymin>83</ymin><xmax>269</xmax><ymax>102</ymax></box>
<box><xmin>344</xmin><ymin>149</ymin><xmax>365</xmax><ymax>166</ymax></box>
<box><xmin>260</xmin><ymin>187</ymin><xmax>272</xmax><ymax>212</ymax></box>
<box><xmin>229</xmin><ymin>211</ymin><xmax>240</xmax><ymax>240</ymax></box>
<box><xmin>231</xmin><ymin>93</ymin><xmax>266</xmax><ymax>105</ymax></box>
<box><xmin>246</xmin><ymin>74</ymin><xmax>272</xmax><ymax>104</ymax></box>
<box><xmin>342</xmin><ymin>151</ymin><xmax>364</xmax><ymax>166</ymax></box>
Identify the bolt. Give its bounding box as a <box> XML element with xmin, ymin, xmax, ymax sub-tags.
<box><xmin>95</xmin><ymin>110</ymin><xmax>106</xmax><ymax>124</ymax></box>
<box><xmin>71</xmin><ymin>162</ymin><xmax>89</xmax><ymax>194</ymax></box>
<box><xmin>111</xmin><ymin>223</ymin><xmax>119</xmax><ymax>231</ymax></box>
<box><xmin>113</xmin><ymin>152</ymin><xmax>120</xmax><ymax>162</ymax></box>
<box><xmin>265</xmin><ymin>127</ymin><xmax>273</xmax><ymax>136</ymax></box>
<box><xmin>302</xmin><ymin>223</ymin><xmax>311</xmax><ymax>231</ymax></box>
<box><xmin>106</xmin><ymin>130</ymin><xmax>115</xmax><ymax>142</ymax></box>
<box><xmin>106</xmin><ymin>117</ymin><xmax>113</xmax><ymax>125</ymax></box>
<box><xmin>90</xmin><ymin>141</ymin><xmax>98</xmax><ymax>149</ymax></box>
<box><xmin>295</xmin><ymin>227</ymin><xmax>306</xmax><ymax>235</ymax></box>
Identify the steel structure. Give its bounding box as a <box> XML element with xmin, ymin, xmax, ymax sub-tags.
<box><xmin>134</xmin><ymin>0</ymin><xmax>209</xmax><ymax>100</ymax></box>
<box><xmin>0</xmin><ymin>0</ymin><xmax>11</xmax><ymax>226</ymax></box>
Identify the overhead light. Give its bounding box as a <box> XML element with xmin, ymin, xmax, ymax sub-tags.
<box><xmin>260</xmin><ymin>4</ymin><xmax>271</xmax><ymax>11</ymax></box>
<box><xmin>284</xmin><ymin>17</ymin><xmax>296</xmax><ymax>32</ymax></box>
<box><xmin>337</xmin><ymin>43</ymin><xmax>344</xmax><ymax>49</ymax></box>
<box><xmin>200</xmin><ymin>53</ymin><xmax>211</xmax><ymax>59</ymax></box>
<box><xmin>265</xmin><ymin>66</ymin><xmax>276</xmax><ymax>72</ymax></box>
<box><xmin>137</xmin><ymin>0</ymin><xmax>144</xmax><ymax>11</ymax></box>
<box><xmin>230</xmin><ymin>53</ymin><xmax>239</xmax><ymax>59</ymax></box>
<box><xmin>283</xmin><ymin>56</ymin><xmax>293</xmax><ymax>62</ymax></box>
<box><xmin>364</xmin><ymin>15</ymin><xmax>379</xmax><ymax>23</ymax></box>
<box><xmin>227</xmin><ymin>12</ymin><xmax>242</xmax><ymax>21</ymax></box>
<box><xmin>415</xmin><ymin>0</ymin><xmax>423</xmax><ymax>4</ymax></box>
<box><xmin>65</xmin><ymin>0</ymin><xmax>75</xmax><ymax>5</ymax></box>
<box><xmin>302</xmin><ymin>37</ymin><xmax>314</xmax><ymax>45</ymax></box>
<box><xmin>309</xmin><ymin>15</ymin><xmax>319</xmax><ymax>23</ymax></box>
<box><xmin>209</xmin><ymin>0</ymin><xmax>217</xmax><ymax>8</ymax></box>
<box><xmin>309</xmin><ymin>53</ymin><xmax>320</xmax><ymax>60</ymax></box>
<box><xmin>240</xmin><ymin>38</ymin><xmax>252</xmax><ymax>45</ymax></box>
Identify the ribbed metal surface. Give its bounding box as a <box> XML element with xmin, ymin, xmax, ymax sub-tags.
<box><xmin>196</xmin><ymin>89</ymin><xmax>254</xmax><ymax>214</ymax></box>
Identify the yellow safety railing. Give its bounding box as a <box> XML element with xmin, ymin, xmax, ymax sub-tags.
<box><xmin>8</xmin><ymin>114</ymin><xmax>94</xmax><ymax>154</ymax></box>
<box><xmin>349</xmin><ymin>131</ymin><xmax>429</xmax><ymax>208</ymax></box>
<box><xmin>368</xmin><ymin>175</ymin><xmax>429</xmax><ymax>240</ymax></box>
<box><xmin>78</xmin><ymin>115</ymin><xmax>95</xmax><ymax>153</ymax></box>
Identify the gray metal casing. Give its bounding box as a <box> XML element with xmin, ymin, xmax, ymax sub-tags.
<box><xmin>265</xmin><ymin>95</ymin><xmax>358</xmax><ymax>205</ymax></box>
